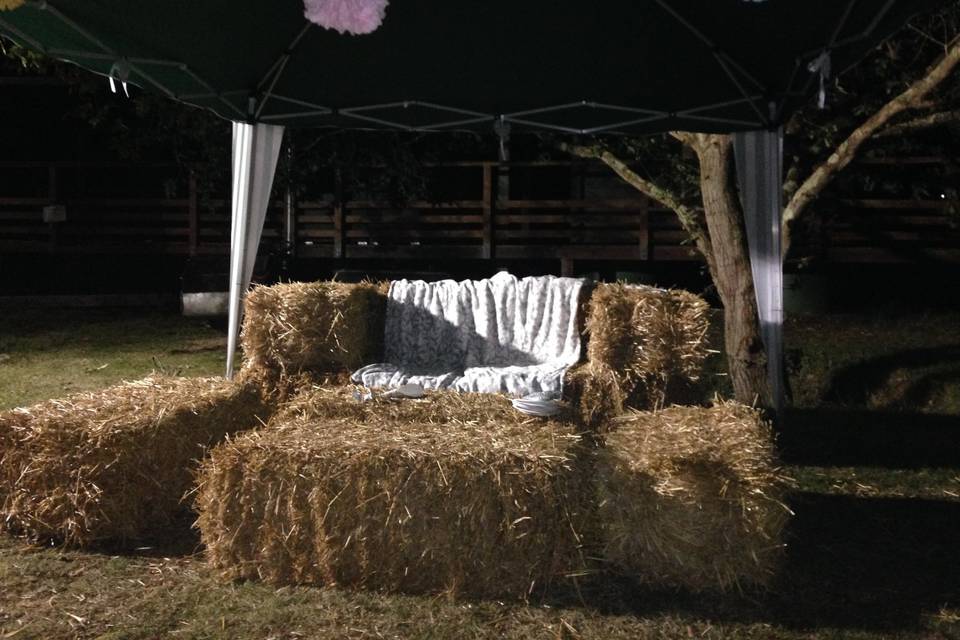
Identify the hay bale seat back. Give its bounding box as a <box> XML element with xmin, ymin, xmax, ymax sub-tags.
<box><xmin>598</xmin><ymin>402</ymin><xmax>792</xmax><ymax>591</ymax></box>
<box><xmin>0</xmin><ymin>375</ymin><xmax>273</xmax><ymax>546</ymax></box>
<box><xmin>196</xmin><ymin>386</ymin><xmax>593</xmax><ymax>599</ymax></box>
<box><xmin>239</xmin><ymin>279</ymin><xmax>710</xmax><ymax>424</ymax></box>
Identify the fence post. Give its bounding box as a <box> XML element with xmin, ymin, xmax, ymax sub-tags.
<box><xmin>333</xmin><ymin>167</ymin><xmax>344</xmax><ymax>259</ymax></box>
<box><xmin>482</xmin><ymin>163</ymin><xmax>493</xmax><ymax>259</ymax></box>
<box><xmin>47</xmin><ymin>164</ymin><xmax>58</xmax><ymax>251</ymax></box>
<box><xmin>637</xmin><ymin>195</ymin><xmax>650</xmax><ymax>260</ymax></box>
<box><xmin>47</xmin><ymin>164</ymin><xmax>58</xmax><ymax>201</ymax></box>
<box><xmin>188</xmin><ymin>173</ymin><xmax>199</xmax><ymax>256</ymax></box>
<box><xmin>283</xmin><ymin>182</ymin><xmax>297</xmax><ymax>260</ymax></box>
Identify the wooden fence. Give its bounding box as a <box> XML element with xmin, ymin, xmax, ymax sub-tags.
<box><xmin>1</xmin><ymin>159</ymin><xmax>958</xmax><ymax>269</ymax></box>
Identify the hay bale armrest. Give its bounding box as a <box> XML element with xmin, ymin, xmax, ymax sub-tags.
<box><xmin>241</xmin><ymin>280</ymin><xmax>388</xmax><ymax>383</ymax></box>
<box><xmin>582</xmin><ymin>283</ymin><xmax>710</xmax><ymax>419</ymax></box>
<box><xmin>196</xmin><ymin>386</ymin><xmax>594</xmax><ymax>599</ymax></box>
<box><xmin>597</xmin><ymin>401</ymin><xmax>792</xmax><ymax>592</ymax></box>
<box><xmin>0</xmin><ymin>375</ymin><xmax>274</xmax><ymax>546</ymax></box>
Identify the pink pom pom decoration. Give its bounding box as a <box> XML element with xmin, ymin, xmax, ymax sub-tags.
<box><xmin>303</xmin><ymin>0</ymin><xmax>389</xmax><ymax>35</ymax></box>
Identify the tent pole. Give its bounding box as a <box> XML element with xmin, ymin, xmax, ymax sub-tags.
<box><xmin>733</xmin><ymin>128</ymin><xmax>785</xmax><ymax>414</ymax></box>
<box><xmin>225</xmin><ymin>122</ymin><xmax>285</xmax><ymax>379</ymax></box>
<box><xmin>226</xmin><ymin>123</ymin><xmax>252</xmax><ymax>380</ymax></box>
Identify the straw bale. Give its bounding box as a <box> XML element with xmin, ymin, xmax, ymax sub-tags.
<box><xmin>0</xmin><ymin>375</ymin><xmax>273</xmax><ymax>546</ymax></box>
<box><xmin>596</xmin><ymin>401</ymin><xmax>791</xmax><ymax>591</ymax></box>
<box><xmin>563</xmin><ymin>362</ymin><xmax>624</xmax><ymax>429</ymax></box>
<box><xmin>583</xmin><ymin>283</ymin><xmax>710</xmax><ymax>412</ymax></box>
<box><xmin>196</xmin><ymin>385</ymin><xmax>594</xmax><ymax>599</ymax></box>
<box><xmin>240</xmin><ymin>280</ymin><xmax>388</xmax><ymax>382</ymax></box>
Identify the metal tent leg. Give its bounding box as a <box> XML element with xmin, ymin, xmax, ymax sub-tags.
<box><xmin>733</xmin><ymin>128</ymin><xmax>785</xmax><ymax>413</ymax></box>
<box><xmin>225</xmin><ymin>122</ymin><xmax>285</xmax><ymax>379</ymax></box>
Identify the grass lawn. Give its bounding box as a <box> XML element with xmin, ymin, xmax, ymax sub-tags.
<box><xmin>1</xmin><ymin>307</ymin><xmax>958</xmax><ymax>639</ymax></box>
<box><xmin>0</xmin><ymin>309</ymin><xmax>226</xmax><ymax>410</ymax></box>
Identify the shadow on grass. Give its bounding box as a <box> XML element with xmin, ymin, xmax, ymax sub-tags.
<box><xmin>768</xmin><ymin>491</ymin><xmax>960</xmax><ymax>630</ymax></box>
<box><xmin>44</xmin><ymin>492</ymin><xmax>960</xmax><ymax>634</ymax></box>
<box><xmin>824</xmin><ymin>344</ymin><xmax>960</xmax><ymax>407</ymax></box>
<box><xmin>83</xmin><ymin>511</ymin><xmax>204</xmax><ymax>559</ymax></box>
<box><xmin>567</xmin><ymin>491</ymin><xmax>960</xmax><ymax>632</ymax></box>
<box><xmin>779</xmin><ymin>408</ymin><xmax>960</xmax><ymax>468</ymax></box>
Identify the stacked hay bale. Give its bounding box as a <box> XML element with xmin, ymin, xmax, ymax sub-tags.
<box><xmin>204</xmin><ymin>278</ymin><xmax>786</xmax><ymax>594</ymax></box>
<box><xmin>566</xmin><ymin>283</ymin><xmax>711</xmax><ymax>428</ymax></box>
<box><xmin>596</xmin><ymin>402</ymin><xmax>792</xmax><ymax>591</ymax></box>
<box><xmin>0</xmin><ymin>375</ymin><xmax>273</xmax><ymax>546</ymax></box>
<box><xmin>240</xmin><ymin>280</ymin><xmax>388</xmax><ymax>384</ymax></box>
<box><xmin>196</xmin><ymin>386</ymin><xmax>594</xmax><ymax>599</ymax></box>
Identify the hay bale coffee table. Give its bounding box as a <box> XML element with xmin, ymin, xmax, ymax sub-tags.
<box><xmin>195</xmin><ymin>386</ymin><xmax>594</xmax><ymax>599</ymax></box>
<box><xmin>195</xmin><ymin>386</ymin><xmax>792</xmax><ymax>597</ymax></box>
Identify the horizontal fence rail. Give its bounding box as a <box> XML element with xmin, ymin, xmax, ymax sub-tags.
<box><xmin>0</xmin><ymin>159</ymin><xmax>958</xmax><ymax>266</ymax></box>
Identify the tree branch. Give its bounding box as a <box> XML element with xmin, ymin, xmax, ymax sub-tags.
<box><xmin>559</xmin><ymin>141</ymin><xmax>715</xmax><ymax>270</ymax></box>
<box><xmin>876</xmin><ymin>108</ymin><xmax>960</xmax><ymax>138</ymax></box>
<box><xmin>782</xmin><ymin>38</ymin><xmax>960</xmax><ymax>259</ymax></box>
<box><xmin>669</xmin><ymin>131</ymin><xmax>700</xmax><ymax>148</ymax></box>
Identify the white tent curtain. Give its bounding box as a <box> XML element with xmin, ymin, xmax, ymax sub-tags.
<box><xmin>733</xmin><ymin>129</ymin><xmax>785</xmax><ymax>412</ymax></box>
<box><xmin>225</xmin><ymin>122</ymin><xmax>285</xmax><ymax>379</ymax></box>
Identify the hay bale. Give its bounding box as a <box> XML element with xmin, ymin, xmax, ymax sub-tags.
<box><xmin>563</xmin><ymin>362</ymin><xmax>624</xmax><ymax>429</ymax></box>
<box><xmin>597</xmin><ymin>401</ymin><xmax>791</xmax><ymax>591</ymax></box>
<box><xmin>196</xmin><ymin>385</ymin><xmax>594</xmax><ymax>599</ymax></box>
<box><xmin>584</xmin><ymin>283</ymin><xmax>710</xmax><ymax>412</ymax></box>
<box><xmin>0</xmin><ymin>375</ymin><xmax>273</xmax><ymax>546</ymax></box>
<box><xmin>240</xmin><ymin>280</ymin><xmax>388</xmax><ymax>381</ymax></box>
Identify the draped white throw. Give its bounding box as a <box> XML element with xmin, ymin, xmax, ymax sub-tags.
<box><xmin>352</xmin><ymin>272</ymin><xmax>585</xmax><ymax>397</ymax></box>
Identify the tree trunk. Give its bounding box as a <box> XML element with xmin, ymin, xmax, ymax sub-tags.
<box><xmin>561</xmin><ymin>136</ymin><xmax>773</xmax><ymax>407</ymax></box>
<box><xmin>694</xmin><ymin>134</ymin><xmax>772</xmax><ymax>407</ymax></box>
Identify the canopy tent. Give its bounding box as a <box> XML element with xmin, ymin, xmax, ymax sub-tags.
<box><xmin>0</xmin><ymin>0</ymin><xmax>939</xmax><ymax>400</ymax></box>
<box><xmin>0</xmin><ymin>1</ymin><xmax>936</xmax><ymax>133</ymax></box>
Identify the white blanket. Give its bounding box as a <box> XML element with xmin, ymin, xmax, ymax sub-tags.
<box><xmin>351</xmin><ymin>272</ymin><xmax>585</xmax><ymax>397</ymax></box>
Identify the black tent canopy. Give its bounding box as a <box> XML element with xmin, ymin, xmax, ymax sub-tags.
<box><xmin>0</xmin><ymin>0</ymin><xmax>937</xmax><ymax>400</ymax></box>
<box><xmin>0</xmin><ymin>0</ymin><xmax>935</xmax><ymax>133</ymax></box>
